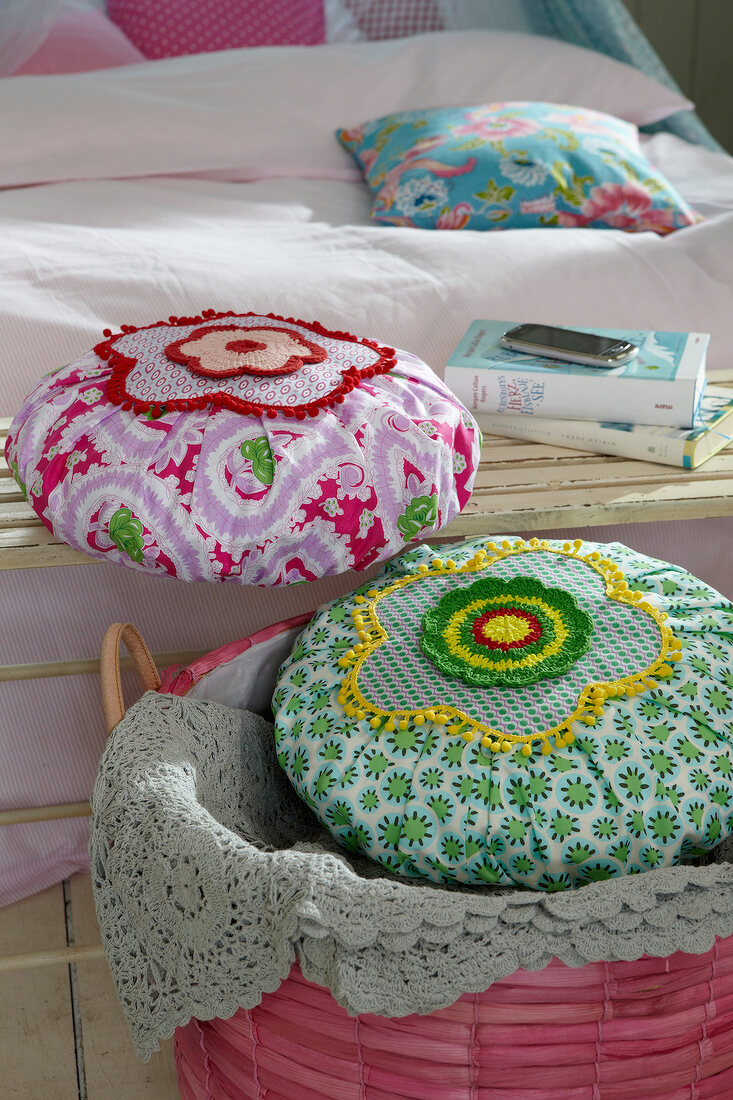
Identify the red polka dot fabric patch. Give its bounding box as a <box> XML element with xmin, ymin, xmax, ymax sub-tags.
<box><xmin>106</xmin><ymin>0</ymin><xmax>326</xmax><ymax>59</ymax></box>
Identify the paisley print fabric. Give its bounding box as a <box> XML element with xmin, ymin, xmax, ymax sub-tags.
<box><xmin>337</xmin><ymin>101</ymin><xmax>701</xmax><ymax>234</ymax></box>
<box><xmin>274</xmin><ymin>536</ymin><xmax>733</xmax><ymax>889</ymax></box>
<box><xmin>5</xmin><ymin>311</ymin><xmax>480</xmax><ymax>586</ymax></box>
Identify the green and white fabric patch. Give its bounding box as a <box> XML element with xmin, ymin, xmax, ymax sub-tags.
<box><xmin>273</xmin><ymin>537</ymin><xmax>733</xmax><ymax>890</ymax></box>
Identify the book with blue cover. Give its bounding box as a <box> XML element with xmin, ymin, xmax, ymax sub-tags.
<box><xmin>473</xmin><ymin>385</ymin><xmax>733</xmax><ymax>469</ymax></box>
<box><xmin>445</xmin><ymin>321</ymin><xmax>709</xmax><ymax>428</ymax></box>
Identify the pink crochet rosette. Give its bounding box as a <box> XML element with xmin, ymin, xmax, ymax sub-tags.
<box><xmin>6</xmin><ymin>310</ymin><xmax>480</xmax><ymax>586</ymax></box>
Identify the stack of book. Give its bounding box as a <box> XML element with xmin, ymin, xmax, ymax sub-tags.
<box><xmin>445</xmin><ymin>321</ymin><xmax>732</xmax><ymax>469</ymax></box>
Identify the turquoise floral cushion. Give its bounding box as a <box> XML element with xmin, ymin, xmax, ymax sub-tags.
<box><xmin>336</xmin><ymin>101</ymin><xmax>700</xmax><ymax>234</ymax></box>
<box><xmin>273</xmin><ymin>536</ymin><xmax>733</xmax><ymax>891</ymax></box>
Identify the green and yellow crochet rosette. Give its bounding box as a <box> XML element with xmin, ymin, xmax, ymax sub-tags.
<box><xmin>273</xmin><ymin>536</ymin><xmax>733</xmax><ymax>890</ymax></box>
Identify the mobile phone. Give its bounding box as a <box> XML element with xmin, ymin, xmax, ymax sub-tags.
<box><xmin>499</xmin><ymin>323</ymin><xmax>638</xmax><ymax>367</ymax></box>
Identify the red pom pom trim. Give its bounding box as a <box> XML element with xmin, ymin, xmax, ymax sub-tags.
<box><xmin>94</xmin><ymin>310</ymin><xmax>397</xmax><ymax>419</ymax></box>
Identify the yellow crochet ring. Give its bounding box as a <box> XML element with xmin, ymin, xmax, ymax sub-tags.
<box><xmin>443</xmin><ymin>593</ymin><xmax>569</xmax><ymax>673</ymax></box>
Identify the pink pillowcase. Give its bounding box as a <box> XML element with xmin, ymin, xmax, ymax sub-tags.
<box><xmin>106</xmin><ymin>0</ymin><xmax>326</xmax><ymax>59</ymax></box>
<box><xmin>13</xmin><ymin>10</ymin><xmax>145</xmax><ymax>76</ymax></box>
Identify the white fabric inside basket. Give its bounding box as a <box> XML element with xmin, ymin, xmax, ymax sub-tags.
<box><xmin>185</xmin><ymin>625</ymin><xmax>304</xmax><ymax>714</ymax></box>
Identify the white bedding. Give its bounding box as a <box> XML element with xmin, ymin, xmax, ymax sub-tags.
<box><xmin>4</xmin><ymin>162</ymin><xmax>733</xmax><ymax>415</ymax></box>
<box><xmin>1</xmin><ymin>34</ymin><xmax>732</xmax><ymax>907</ymax></box>
<box><xmin>0</xmin><ymin>31</ymin><xmax>691</xmax><ymax>189</ymax></box>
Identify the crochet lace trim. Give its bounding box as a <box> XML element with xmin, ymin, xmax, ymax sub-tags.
<box><xmin>90</xmin><ymin>692</ymin><xmax>733</xmax><ymax>1059</ymax></box>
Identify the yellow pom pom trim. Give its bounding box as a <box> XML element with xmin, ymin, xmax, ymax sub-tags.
<box><xmin>333</xmin><ymin>538</ymin><xmax>679</xmax><ymax>757</ymax></box>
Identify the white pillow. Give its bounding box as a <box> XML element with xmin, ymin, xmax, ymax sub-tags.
<box><xmin>438</xmin><ymin>0</ymin><xmax>534</xmax><ymax>33</ymax></box>
<box><xmin>0</xmin><ymin>0</ymin><xmax>63</xmax><ymax>75</ymax></box>
<box><xmin>0</xmin><ymin>30</ymin><xmax>692</xmax><ymax>189</ymax></box>
<box><xmin>0</xmin><ymin>0</ymin><xmax>106</xmax><ymax>75</ymax></box>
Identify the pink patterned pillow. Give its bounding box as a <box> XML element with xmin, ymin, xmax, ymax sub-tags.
<box><xmin>13</xmin><ymin>11</ymin><xmax>145</xmax><ymax>75</ymax></box>
<box><xmin>342</xmin><ymin>0</ymin><xmax>443</xmax><ymax>39</ymax></box>
<box><xmin>106</xmin><ymin>0</ymin><xmax>326</xmax><ymax>59</ymax></box>
<box><xmin>6</xmin><ymin>310</ymin><xmax>480</xmax><ymax>587</ymax></box>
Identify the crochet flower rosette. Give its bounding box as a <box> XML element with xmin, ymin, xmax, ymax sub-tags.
<box><xmin>94</xmin><ymin>310</ymin><xmax>396</xmax><ymax>418</ymax></box>
<box><xmin>330</xmin><ymin>538</ymin><xmax>679</xmax><ymax>759</ymax></box>
<box><xmin>274</xmin><ymin>536</ymin><xmax>733</xmax><ymax>889</ymax></box>
<box><xmin>5</xmin><ymin>310</ymin><xmax>480</xmax><ymax>586</ymax></box>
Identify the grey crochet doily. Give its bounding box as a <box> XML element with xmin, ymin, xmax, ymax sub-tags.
<box><xmin>90</xmin><ymin>692</ymin><xmax>733</xmax><ymax>1059</ymax></box>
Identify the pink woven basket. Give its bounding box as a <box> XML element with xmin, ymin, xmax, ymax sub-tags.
<box><xmin>172</xmin><ymin>951</ymin><xmax>733</xmax><ymax>1100</ymax></box>
<box><xmin>141</xmin><ymin>618</ymin><xmax>733</xmax><ymax>1099</ymax></box>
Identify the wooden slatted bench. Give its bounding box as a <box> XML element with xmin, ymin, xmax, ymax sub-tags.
<box><xmin>4</xmin><ymin>378</ymin><xmax>733</xmax><ymax>568</ymax></box>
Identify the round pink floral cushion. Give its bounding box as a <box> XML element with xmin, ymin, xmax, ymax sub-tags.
<box><xmin>6</xmin><ymin>310</ymin><xmax>481</xmax><ymax>586</ymax></box>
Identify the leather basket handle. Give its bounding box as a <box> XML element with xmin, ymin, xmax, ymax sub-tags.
<box><xmin>100</xmin><ymin>622</ymin><xmax>162</xmax><ymax>735</ymax></box>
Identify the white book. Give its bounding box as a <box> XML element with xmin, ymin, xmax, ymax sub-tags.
<box><xmin>445</xmin><ymin>320</ymin><xmax>709</xmax><ymax>429</ymax></box>
<box><xmin>475</xmin><ymin>385</ymin><xmax>733</xmax><ymax>469</ymax></box>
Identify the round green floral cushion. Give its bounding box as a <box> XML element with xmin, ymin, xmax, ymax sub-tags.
<box><xmin>273</xmin><ymin>536</ymin><xmax>733</xmax><ymax>890</ymax></box>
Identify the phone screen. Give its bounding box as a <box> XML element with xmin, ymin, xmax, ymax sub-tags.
<box><xmin>507</xmin><ymin>324</ymin><xmax>627</xmax><ymax>356</ymax></box>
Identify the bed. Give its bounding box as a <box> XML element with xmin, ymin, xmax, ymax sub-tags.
<box><xmin>2</xmin><ymin>1</ymin><xmax>733</xmax><ymax>910</ymax></box>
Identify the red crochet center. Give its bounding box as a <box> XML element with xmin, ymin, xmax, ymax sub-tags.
<box><xmin>471</xmin><ymin>607</ymin><xmax>543</xmax><ymax>651</ymax></box>
<box><xmin>165</xmin><ymin>324</ymin><xmax>328</xmax><ymax>378</ymax></box>
<box><xmin>93</xmin><ymin>309</ymin><xmax>398</xmax><ymax>419</ymax></box>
